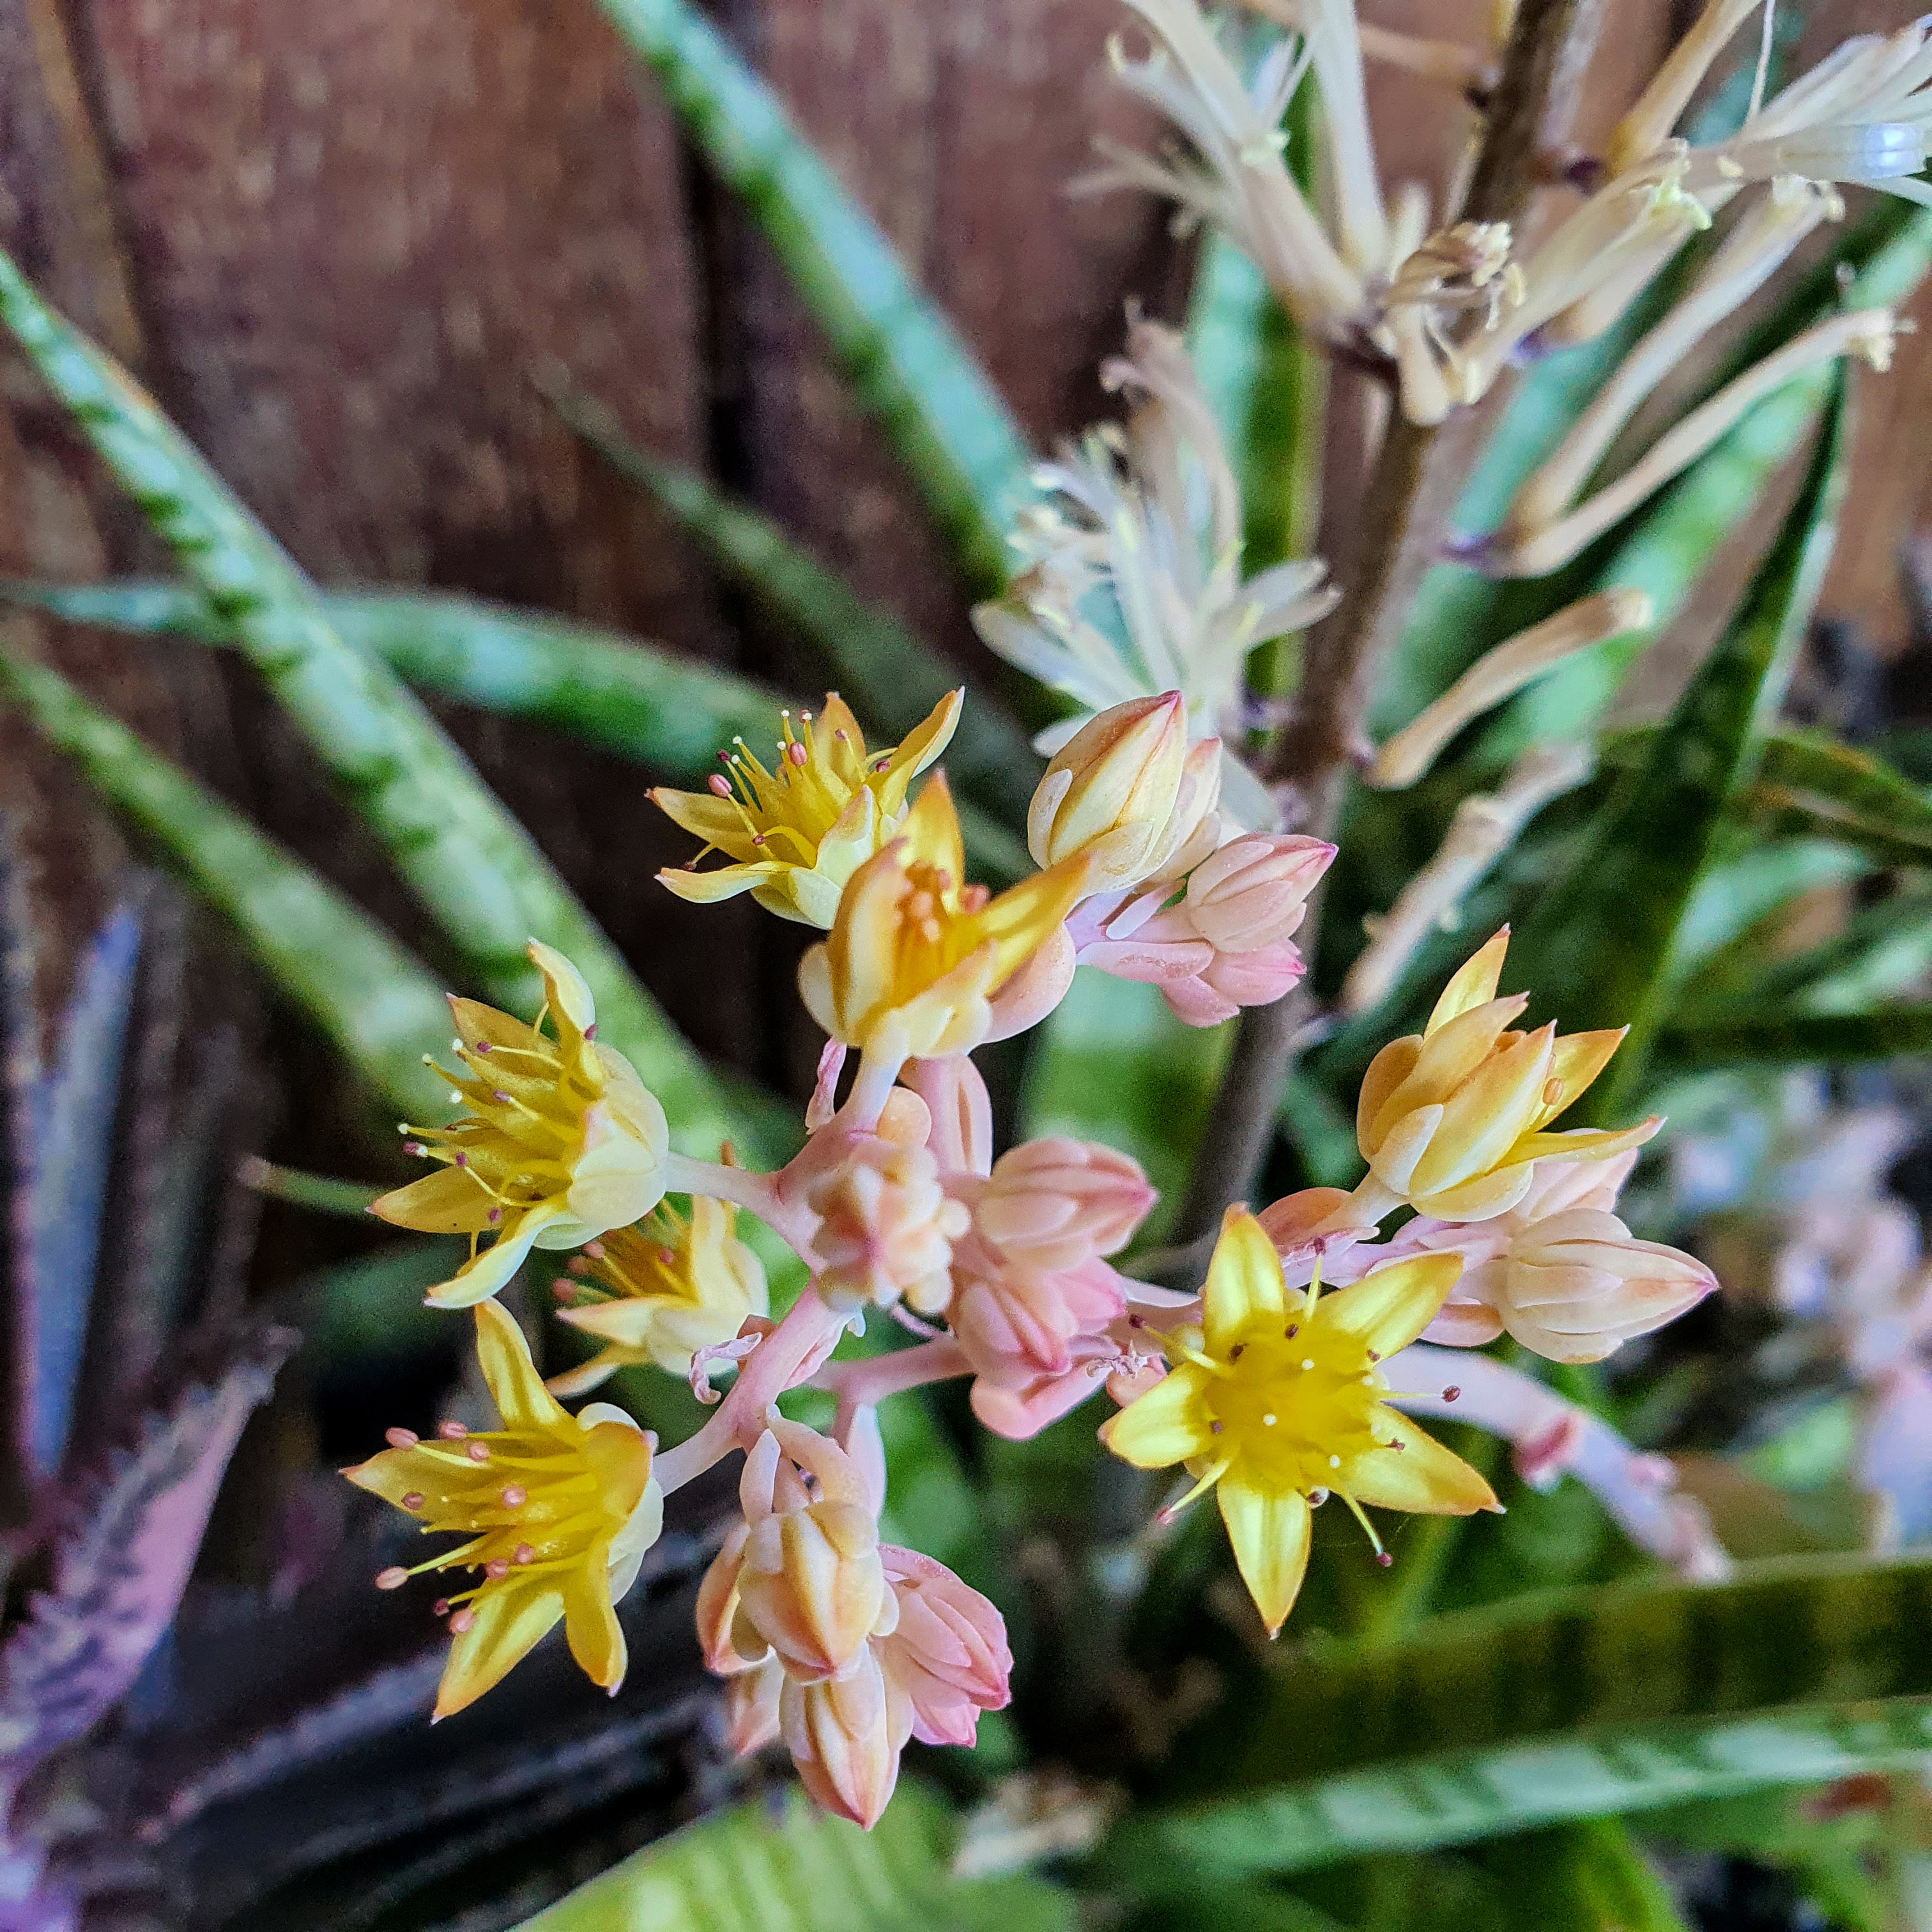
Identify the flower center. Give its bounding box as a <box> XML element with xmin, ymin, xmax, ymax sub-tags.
<box><xmin>1205</xmin><ymin>1331</ymin><xmax>1384</xmax><ymax>1493</ymax></box>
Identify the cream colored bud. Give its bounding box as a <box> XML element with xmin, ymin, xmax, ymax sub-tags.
<box><xmin>723</xmin><ymin>1655</ymin><xmax>785</xmax><ymax>1755</ymax></box>
<box><xmin>780</xmin><ymin>1645</ymin><xmax>912</xmax><ymax>1830</ymax></box>
<box><xmin>1027</xmin><ymin>692</ymin><xmax>1190</xmax><ymax>889</ymax></box>
<box><xmin>802</xmin><ymin>1132</ymin><xmax>969</xmax><ymax>1315</ymax></box>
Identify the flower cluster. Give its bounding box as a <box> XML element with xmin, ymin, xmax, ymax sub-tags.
<box><xmin>344</xmin><ymin>685</ymin><xmax>1719</xmax><ymax>1819</ymax></box>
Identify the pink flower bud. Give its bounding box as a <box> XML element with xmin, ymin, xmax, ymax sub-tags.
<box><xmin>801</xmin><ymin>1131</ymin><xmax>969</xmax><ymax>1316</ymax></box>
<box><xmin>734</xmin><ymin>1423</ymin><xmax>896</xmax><ymax>1683</ymax></box>
<box><xmin>950</xmin><ymin>1257</ymin><xmax>1125</xmax><ymax>1388</ymax></box>
<box><xmin>974</xmin><ymin>1138</ymin><xmax>1154</xmax><ymax>1271</ymax></box>
<box><xmin>1499</xmin><ymin>1208</ymin><xmax>1716</xmax><ymax>1363</ymax></box>
<box><xmin>970</xmin><ymin>1337</ymin><xmax>1119</xmax><ymax>1439</ymax></box>
<box><xmin>1160</xmin><ymin>939</ymin><xmax>1308</xmax><ymax>1027</ymax></box>
<box><xmin>723</xmin><ymin>1654</ymin><xmax>785</xmax><ymax>1755</ymax></box>
<box><xmin>1184</xmin><ymin>834</ymin><xmax>1334</xmax><ymax>953</ymax></box>
<box><xmin>780</xmin><ymin>1645</ymin><xmax>912</xmax><ymax>1829</ymax></box>
<box><xmin>877</xmin><ymin>1545</ymin><xmax>1012</xmax><ymax>1746</ymax></box>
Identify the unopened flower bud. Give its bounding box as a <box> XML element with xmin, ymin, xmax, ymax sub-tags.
<box><xmin>951</xmin><ymin>1255</ymin><xmax>1126</xmax><ymax>1390</ymax></box>
<box><xmin>695</xmin><ymin>1521</ymin><xmax>756</xmax><ymax>1674</ymax></box>
<box><xmin>779</xmin><ymin>1645</ymin><xmax>912</xmax><ymax>1830</ymax></box>
<box><xmin>723</xmin><ymin>1654</ymin><xmax>785</xmax><ymax>1755</ymax></box>
<box><xmin>1500</xmin><ymin>1208</ymin><xmax>1715</xmax><ymax>1363</ymax></box>
<box><xmin>1183</xmin><ymin>834</ymin><xmax>1333</xmax><ymax>953</ymax></box>
<box><xmin>877</xmin><ymin>1545</ymin><xmax>1013</xmax><ymax>1747</ymax></box>
<box><xmin>733</xmin><ymin>1423</ymin><xmax>896</xmax><ymax>1682</ymax></box>
<box><xmin>974</xmin><ymin>1138</ymin><xmax>1154</xmax><ymax>1271</ymax></box>
<box><xmin>802</xmin><ymin>1131</ymin><xmax>969</xmax><ymax>1315</ymax></box>
<box><xmin>1162</xmin><ymin>939</ymin><xmax>1308</xmax><ymax>1029</ymax></box>
<box><xmin>1028</xmin><ymin>693</ymin><xmax>1207</xmax><ymax>892</ymax></box>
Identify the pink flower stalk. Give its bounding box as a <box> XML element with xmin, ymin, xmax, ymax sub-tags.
<box><xmin>877</xmin><ymin>1545</ymin><xmax>1013</xmax><ymax>1746</ymax></box>
<box><xmin>972</xmin><ymin>1138</ymin><xmax>1154</xmax><ymax>1272</ymax></box>
<box><xmin>780</xmin><ymin>1646</ymin><xmax>914</xmax><ymax>1830</ymax></box>
<box><xmin>729</xmin><ymin>1421</ymin><xmax>897</xmax><ymax>1683</ymax></box>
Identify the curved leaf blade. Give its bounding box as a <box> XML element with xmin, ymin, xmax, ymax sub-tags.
<box><xmin>0</xmin><ymin>649</ymin><xmax>454</xmax><ymax>1118</ymax></box>
<box><xmin>594</xmin><ymin>0</ymin><xmax>1034</xmax><ymax>594</ymax></box>
<box><xmin>1747</xmin><ymin>727</ymin><xmax>1932</xmax><ymax>866</ymax></box>
<box><xmin>1109</xmin><ymin>1554</ymin><xmax>1932</xmax><ymax>1885</ymax></box>
<box><xmin>1659</xmin><ymin>1006</ymin><xmax>1932</xmax><ymax>1066</ymax></box>
<box><xmin>0</xmin><ymin>252</ymin><xmax>736</xmax><ymax>1151</ymax></box>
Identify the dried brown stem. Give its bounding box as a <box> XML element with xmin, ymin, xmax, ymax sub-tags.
<box><xmin>1170</xmin><ymin>0</ymin><xmax>1606</xmax><ymax>1250</ymax></box>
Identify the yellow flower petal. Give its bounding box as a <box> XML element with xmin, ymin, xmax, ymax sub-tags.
<box><xmin>370</xmin><ymin>1166</ymin><xmax>496</xmax><ymax>1236</ymax></box>
<box><xmin>563</xmin><ymin>1552</ymin><xmax>628</xmax><ymax>1692</ymax></box>
<box><xmin>1508</xmin><ymin>1119</ymin><xmax>1661</xmax><ymax>1167</ymax></box>
<box><xmin>876</xmin><ymin>688</ymin><xmax>963</xmax><ymax>817</ymax></box>
<box><xmin>1537</xmin><ymin>1027</ymin><xmax>1627</xmax><ymax>1126</ymax></box>
<box><xmin>1218</xmin><ymin>1475</ymin><xmax>1312</xmax><ymax>1637</ymax></box>
<box><xmin>974</xmin><ymin>855</ymin><xmax>1091</xmax><ymax>990</ymax></box>
<box><xmin>1348</xmin><ymin>1412</ymin><xmax>1499</xmax><ymax>1515</ymax></box>
<box><xmin>1315</xmin><ymin>1253</ymin><xmax>1464</xmax><ymax>1358</ymax></box>
<box><xmin>1202</xmin><ymin>1207</ymin><xmax>1290</xmax><ymax>1354</ymax></box>
<box><xmin>817</xmin><ymin>693</ymin><xmax>871</xmax><ymax>787</ymax></box>
<box><xmin>899</xmin><ymin>769</ymin><xmax>967</xmax><ymax>882</ymax></box>
<box><xmin>529</xmin><ymin>940</ymin><xmax>597</xmax><ymax>1041</ymax></box>
<box><xmin>475</xmin><ymin>1299</ymin><xmax>571</xmax><ymax>1431</ymax></box>
<box><xmin>424</xmin><ymin>1204</ymin><xmax>566</xmax><ymax>1308</ymax></box>
<box><xmin>1425</xmin><ymin>927</ymin><xmax>1510</xmax><ymax>1036</ymax></box>
<box><xmin>1411</xmin><ymin>1162</ymin><xmax>1538</xmax><ymax>1222</ymax></box>
<box><xmin>435</xmin><ymin>1579</ymin><xmax>565</xmax><ymax>1720</ymax></box>
<box><xmin>1357</xmin><ymin>1036</ymin><xmax>1420</xmax><ymax>1149</ymax></box>
<box><xmin>1411</xmin><ymin>1024</ymin><xmax>1553</xmax><ymax>1196</ymax></box>
<box><xmin>648</xmin><ymin>785</ymin><xmax>763</xmax><ymax>863</ymax></box>
<box><xmin>1100</xmin><ymin>1364</ymin><xmax>1218</xmax><ymax>1468</ymax></box>
<box><xmin>657</xmin><ymin>859</ymin><xmax>790</xmax><ymax>905</ymax></box>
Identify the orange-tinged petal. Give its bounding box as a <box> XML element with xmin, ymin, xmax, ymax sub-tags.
<box><xmin>475</xmin><ymin>1300</ymin><xmax>571</xmax><ymax>1431</ymax></box>
<box><xmin>1425</xmin><ymin>927</ymin><xmax>1510</xmax><ymax>1036</ymax></box>
<box><xmin>448</xmin><ymin>995</ymin><xmax>542</xmax><ymax>1057</ymax></box>
<box><xmin>875</xmin><ymin>689</ymin><xmax>963</xmax><ymax>816</ymax></box>
<box><xmin>1348</xmin><ymin>1413</ymin><xmax>1499</xmax><ymax>1515</ymax></box>
<box><xmin>1357</xmin><ymin>1036</ymin><xmax>1420</xmax><ymax>1149</ymax></box>
<box><xmin>1401</xmin><ymin>995</ymin><xmax>1528</xmax><ymax>1110</ymax></box>
<box><xmin>1411</xmin><ymin>1161</ymin><xmax>1538</xmax><ymax>1222</ymax></box>
<box><xmin>1202</xmin><ymin>1207</ymin><xmax>1289</xmax><ymax>1353</ymax></box>
<box><xmin>1366</xmin><ymin>1103</ymin><xmax>1441</xmax><ymax>1193</ymax></box>
<box><xmin>899</xmin><ymin>770</ymin><xmax>967</xmax><ymax>883</ymax></box>
<box><xmin>528</xmin><ymin>940</ymin><xmax>597</xmax><ymax>1041</ymax></box>
<box><xmin>823</xmin><ymin>846</ymin><xmax>913</xmax><ymax>1038</ymax></box>
<box><xmin>435</xmin><ymin>1579</ymin><xmax>565</xmax><ymax>1719</ymax></box>
<box><xmin>1315</xmin><ymin>1252</ymin><xmax>1463</xmax><ymax>1357</ymax></box>
<box><xmin>648</xmin><ymin>785</ymin><xmax>763</xmax><ymax>864</ymax></box>
<box><xmin>1535</xmin><ymin>1028</ymin><xmax>1627</xmax><ymax>1126</ymax></box>
<box><xmin>1218</xmin><ymin>1475</ymin><xmax>1312</xmax><ymax>1637</ymax></box>
<box><xmin>371</xmin><ymin>1166</ymin><xmax>495</xmax><ymax>1236</ymax></box>
<box><xmin>1100</xmin><ymin>1364</ymin><xmax>1218</xmax><ymax>1468</ymax></box>
<box><xmin>342</xmin><ymin>1440</ymin><xmax>458</xmax><ymax>1511</ymax></box>
<box><xmin>562</xmin><ymin>1552</ymin><xmax>627</xmax><ymax>1691</ymax></box>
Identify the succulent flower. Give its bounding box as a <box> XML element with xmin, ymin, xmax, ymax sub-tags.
<box><xmin>374</xmin><ymin>941</ymin><xmax>670</xmax><ymax>1307</ymax></box>
<box><xmin>652</xmin><ymin>691</ymin><xmax>962</xmax><ymax>927</ymax></box>
<box><xmin>346</xmin><ymin>1301</ymin><xmax>663</xmax><ymax>1719</ymax></box>
<box><xmin>1102</xmin><ymin>1208</ymin><xmax>1496</xmax><ymax>1635</ymax></box>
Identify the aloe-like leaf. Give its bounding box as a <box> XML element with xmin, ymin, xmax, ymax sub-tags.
<box><xmin>1476</xmin><ymin>1820</ymin><xmax>1691</xmax><ymax>1932</ymax></box>
<box><xmin>1667</xmin><ymin>836</ymin><xmax>1871</xmax><ymax>996</ymax></box>
<box><xmin>0</xmin><ymin>1322</ymin><xmax>295</xmax><ymax>1776</ymax></box>
<box><xmin>1108</xmin><ymin>1553</ymin><xmax>1932</xmax><ymax>1886</ymax></box>
<box><xmin>27</xmin><ymin>896</ymin><xmax>143</xmax><ymax>1473</ymax></box>
<box><xmin>592</xmin><ymin>0</ymin><xmax>1034</xmax><ymax>595</ymax></box>
<box><xmin>3</xmin><ymin>576</ymin><xmax>1031</xmax><ymax>884</ymax></box>
<box><xmin>1747</xmin><ymin>726</ymin><xmax>1932</xmax><ymax>867</ymax></box>
<box><xmin>0</xmin><ymin>650</ymin><xmax>455</xmax><ymax>1119</ymax></box>
<box><xmin>515</xmin><ymin>1783</ymin><xmax>1077</xmax><ymax>1932</ymax></box>
<box><xmin>0</xmin><ymin>253</ymin><xmax>733</xmax><ymax>1152</ymax></box>
<box><xmin>1658</xmin><ymin>1005</ymin><xmax>1932</xmax><ymax>1066</ymax></box>
<box><xmin>1508</xmin><ymin>378</ymin><xmax>1850</xmax><ymax>1111</ymax></box>
<box><xmin>1683</xmin><ymin>883</ymin><xmax>1932</xmax><ymax>1020</ymax></box>
<box><xmin>547</xmin><ymin>385</ymin><xmax>1041</xmax><ymax>830</ymax></box>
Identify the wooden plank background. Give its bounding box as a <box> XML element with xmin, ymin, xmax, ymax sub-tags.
<box><xmin>0</xmin><ymin>0</ymin><xmax>1924</xmax><ymax>1179</ymax></box>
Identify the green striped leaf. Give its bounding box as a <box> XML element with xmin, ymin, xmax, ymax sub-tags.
<box><xmin>0</xmin><ymin>576</ymin><xmax>1027</xmax><ymax>884</ymax></box>
<box><xmin>1508</xmin><ymin>378</ymin><xmax>1850</xmax><ymax>1112</ymax></box>
<box><xmin>594</xmin><ymin>0</ymin><xmax>1034</xmax><ymax>595</ymax></box>
<box><xmin>544</xmin><ymin>383</ymin><xmax>1041</xmax><ymax>831</ymax></box>
<box><xmin>1747</xmin><ymin>726</ymin><xmax>1932</xmax><ymax>867</ymax></box>
<box><xmin>1108</xmin><ymin>1554</ymin><xmax>1932</xmax><ymax>1885</ymax></box>
<box><xmin>1683</xmin><ymin>882</ymin><xmax>1932</xmax><ymax>1020</ymax></box>
<box><xmin>0</xmin><ymin>648</ymin><xmax>451</xmax><ymax>1117</ymax></box>
<box><xmin>514</xmin><ymin>1784</ymin><xmax>1075</xmax><ymax>1932</ymax></box>
<box><xmin>1659</xmin><ymin>1006</ymin><xmax>1932</xmax><ymax>1066</ymax></box>
<box><xmin>0</xmin><ymin>250</ymin><xmax>739</xmax><ymax>1154</ymax></box>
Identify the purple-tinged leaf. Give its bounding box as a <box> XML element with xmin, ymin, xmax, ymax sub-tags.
<box><xmin>27</xmin><ymin>897</ymin><xmax>145</xmax><ymax>1473</ymax></box>
<box><xmin>0</xmin><ymin>1323</ymin><xmax>295</xmax><ymax>1784</ymax></box>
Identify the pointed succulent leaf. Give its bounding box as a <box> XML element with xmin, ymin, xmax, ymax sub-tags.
<box><xmin>0</xmin><ymin>1323</ymin><xmax>295</xmax><ymax>1777</ymax></box>
<box><xmin>1745</xmin><ymin>726</ymin><xmax>1932</xmax><ymax>866</ymax></box>
<box><xmin>591</xmin><ymin>0</ymin><xmax>1035</xmax><ymax>595</ymax></box>
<box><xmin>1657</xmin><ymin>1005</ymin><xmax>1932</xmax><ymax>1067</ymax></box>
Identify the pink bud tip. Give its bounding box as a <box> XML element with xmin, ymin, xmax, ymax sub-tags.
<box><xmin>786</xmin><ymin>741</ymin><xmax>808</xmax><ymax>767</ymax></box>
<box><xmin>452</xmin><ymin>1152</ymin><xmax>468</xmax><ymax>1167</ymax></box>
<box><xmin>433</xmin><ymin>1598</ymin><xmax>450</xmax><ymax>1617</ymax></box>
<box><xmin>486</xmin><ymin>1560</ymin><xmax>510</xmax><ymax>1579</ymax></box>
<box><xmin>500</xmin><ymin>1485</ymin><xmax>527</xmax><ymax>1508</ymax></box>
<box><xmin>514</xmin><ymin>1543</ymin><xmax>535</xmax><ymax>1565</ymax></box>
<box><xmin>487</xmin><ymin>1208</ymin><xmax>502</xmax><ymax>1225</ymax></box>
<box><xmin>1376</xmin><ymin>1551</ymin><xmax>1393</xmax><ymax>1568</ymax></box>
<box><xmin>466</xmin><ymin>1441</ymin><xmax>490</xmax><ymax>1463</ymax></box>
<box><xmin>401</xmin><ymin>1492</ymin><xmax>425</xmax><ymax>1510</ymax></box>
<box><xmin>583</xmin><ymin>1240</ymin><xmax>606</xmax><ymax>1259</ymax></box>
<box><xmin>448</xmin><ymin>1609</ymin><xmax>477</xmax><ymax>1634</ymax></box>
<box><xmin>375</xmin><ymin>1567</ymin><xmax>410</xmax><ymax>1590</ymax></box>
<box><xmin>385</xmin><ymin>1427</ymin><xmax>420</xmax><ymax>1448</ymax></box>
<box><xmin>437</xmin><ymin>1421</ymin><xmax>468</xmax><ymax>1439</ymax></box>
<box><xmin>1442</xmin><ymin>1386</ymin><xmax>1460</xmax><ymax>1402</ymax></box>
<box><xmin>709</xmin><ymin>774</ymin><xmax>733</xmax><ymax>796</ymax></box>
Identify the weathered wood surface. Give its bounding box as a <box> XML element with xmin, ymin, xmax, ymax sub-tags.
<box><xmin>0</xmin><ymin>0</ymin><xmax>1922</xmax><ymax>1163</ymax></box>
